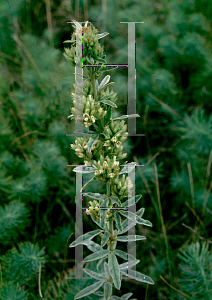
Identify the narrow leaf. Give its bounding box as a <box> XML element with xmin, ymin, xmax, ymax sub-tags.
<box><xmin>101</xmin><ymin>231</ymin><xmax>110</xmax><ymax>247</ymax></box>
<box><xmin>100</xmin><ymin>99</ymin><xmax>117</xmax><ymax>108</ymax></box>
<box><xmin>94</xmin><ymin>291</ymin><xmax>104</xmax><ymax>296</ymax></box>
<box><xmin>113</xmin><ymin>114</ymin><xmax>140</xmax><ymax>121</ymax></box>
<box><xmin>83</xmin><ymin>192</ymin><xmax>107</xmax><ymax>201</ymax></box>
<box><xmin>119</xmin><ymin>259</ymin><xmax>140</xmax><ymax>271</ymax></box>
<box><xmin>72</xmin><ymin>20</ymin><xmax>82</xmax><ymax>30</ymax></box>
<box><xmin>83</xmin><ymin>240</ymin><xmax>103</xmax><ymax>253</ymax></box>
<box><xmin>99</xmin><ymin>82</ymin><xmax>115</xmax><ymax>91</ymax></box>
<box><xmin>110</xmin><ymin>196</ymin><xmax>122</xmax><ymax>207</ymax></box>
<box><xmin>80</xmin><ymin>176</ymin><xmax>96</xmax><ymax>192</ymax></box>
<box><xmin>97</xmin><ymin>32</ymin><xmax>109</xmax><ymax>39</ymax></box>
<box><xmin>119</xmin><ymin>210</ymin><xmax>152</xmax><ymax>227</ymax></box>
<box><xmin>114</xmin><ymin>212</ymin><xmax>123</xmax><ymax>233</ymax></box>
<box><xmin>69</xmin><ymin>229</ymin><xmax>102</xmax><ymax>248</ymax></box>
<box><xmin>84</xmin><ymin>250</ymin><xmax>110</xmax><ymax>262</ymax></box>
<box><xmin>104</xmin><ymin>282</ymin><xmax>112</xmax><ymax>300</ymax></box>
<box><xmin>116</xmin><ymin>235</ymin><xmax>146</xmax><ymax>242</ymax></box>
<box><xmin>121</xmin><ymin>293</ymin><xmax>133</xmax><ymax>300</ymax></box>
<box><xmin>87</xmin><ymin>134</ymin><xmax>99</xmax><ymax>154</ymax></box>
<box><xmin>74</xmin><ymin>280</ymin><xmax>104</xmax><ymax>299</ymax></box>
<box><xmin>120</xmin><ymin>269</ymin><xmax>154</xmax><ymax>285</ymax></box>
<box><xmin>99</xmin><ymin>92</ymin><xmax>115</xmax><ymax>102</ymax></box>
<box><xmin>98</xmin><ymin>75</ymin><xmax>110</xmax><ymax>91</ymax></box>
<box><xmin>99</xmin><ymin>66</ymin><xmax>118</xmax><ymax>72</ymax></box>
<box><xmin>137</xmin><ymin>207</ymin><xmax>145</xmax><ymax>218</ymax></box>
<box><xmin>108</xmin><ymin>253</ymin><xmax>121</xmax><ymax>290</ymax></box>
<box><xmin>111</xmin><ymin>297</ymin><xmax>122</xmax><ymax>300</ymax></box>
<box><xmin>104</xmin><ymin>262</ymin><xmax>110</xmax><ymax>281</ymax></box>
<box><xmin>86</xmin><ymin>56</ymin><xmax>94</xmax><ymax>64</ymax></box>
<box><xmin>90</xmin><ymin>214</ymin><xmax>104</xmax><ymax>230</ymax></box>
<box><xmin>122</xmin><ymin>195</ymin><xmax>142</xmax><ymax>208</ymax></box>
<box><xmin>117</xmin><ymin>218</ymin><xmax>136</xmax><ymax>235</ymax></box>
<box><xmin>97</xmin><ymin>257</ymin><xmax>105</xmax><ymax>270</ymax></box>
<box><xmin>63</xmin><ymin>39</ymin><xmax>76</xmax><ymax>43</ymax></box>
<box><xmin>83</xmin><ymin>268</ymin><xmax>106</xmax><ymax>281</ymax></box>
<box><xmin>119</xmin><ymin>162</ymin><xmax>138</xmax><ymax>175</ymax></box>
<box><xmin>73</xmin><ymin>166</ymin><xmax>95</xmax><ymax>174</ymax></box>
<box><xmin>113</xmin><ymin>249</ymin><xmax>137</xmax><ymax>262</ymax></box>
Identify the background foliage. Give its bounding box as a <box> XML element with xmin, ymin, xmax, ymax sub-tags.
<box><xmin>0</xmin><ymin>0</ymin><xmax>212</xmax><ymax>299</ymax></box>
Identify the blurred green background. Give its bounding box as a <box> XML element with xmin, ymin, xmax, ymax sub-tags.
<box><xmin>0</xmin><ymin>0</ymin><xmax>212</xmax><ymax>299</ymax></box>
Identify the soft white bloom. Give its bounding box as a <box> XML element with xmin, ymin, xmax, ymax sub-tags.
<box><xmin>116</xmin><ymin>141</ymin><xmax>121</xmax><ymax>148</ymax></box>
<box><xmin>111</xmin><ymin>137</ymin><xmax>117</xmax><ymax>143</ymax></box>
<box><xmin>103</xmin><ymin>161</ymin><xmax>108</xmax><ymax>168</ymax></box>
<box><xmin>98</xmin><ymin>107</ymin><xmax>103</xmax><ymax>114</ymax></box>
<box><xmin>95</xmin><ymin>170</ymin><xmax>99</xmax><ymax>175</ymax></box>
<box><xmin>90</xmin><ymin>115</ymin><xmax>96</xmax><ymax>123</ymax></box>
<box><xmin>109</xmin><ymin>173</ymin><xmax>115</xmax><ymax>178</ymax></box>
<box><xmin>78</xmin><ymin>153</ymin><xmax>84</xmax><ymax>158</ymax></box>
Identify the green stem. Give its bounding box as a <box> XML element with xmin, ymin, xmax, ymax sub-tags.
<box><xmin>107</xmin><ymin>182</ymin><xmax>114</xmax><ymax>286</ymax></box>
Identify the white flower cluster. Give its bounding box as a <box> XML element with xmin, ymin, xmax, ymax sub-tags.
<box><xmin>92</xmin><ymin>155</ymin><xmax>120</xmax><ymax>182</ymax></box>
<box><xmin>70</xmin><ymin>94</ymin><xmax>107</xmax><ymax>128</ymax></box>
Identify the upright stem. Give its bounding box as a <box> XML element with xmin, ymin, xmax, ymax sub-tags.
<box><xmin>107</xmin><ymin>182</ymin><xmax>113</xmax><ymax>285</ymax></box>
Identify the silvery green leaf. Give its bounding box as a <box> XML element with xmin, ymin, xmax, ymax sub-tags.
<box><xmin>117</xmin><ymin>218</ymin><xmax>135</xmax><ymax>235</ymax></box>
<box><xmin>69</xmin><ymin>229</ymin><xmax>102</xmax><ymax>248</ymax></box>
<box><xmin>113</xmin><ymin>114</ymin><xmax>140</xmax><ymax>121</ymax></box>
<box><xmin>94</xmin><ymin>291</ymin><xmax>104</xmax><ymax>296</ymax></box>
<box><xmin>100</xmin><ymin>99</ymin><xmax>117</xmax><ymax>108</ymax></box>
<box><xmin>63</xmin><ymin>39</ymin><xmax>76</xmax><ymax>43</ymax></box>
<box><xmin>73</xmin><ymin>166</ymin><xmax>95</xmax><ymax>173</ymax></box>
<box><xmin>100</xmin><ymin>209</ymin><xmax>108</xmax><ymax>229</ymax></box>
<box><xmin>113</xmin><ymin>249</ymin><xmax>137</xmax><ymax>262</ymax></box>
<box><xmin>119</xmin><ymin>259</ymin><xmax>140</xmax><ymax>271</ymax></box>
<box><xmin>72</xmin><ymin>19</ymin><xmax>82</xmax><ymax>30</ymax></box>
<box><xmin>84</xmin><ymin>249</ymin><xmax>110</xmax><ymax>262</ymax></box>
<box><xmin>98</xmin><ymin>75</ymin><xmax>110</xmax><ymax>91</ymax></box>
<box><xmin>122</xmin><ymin>195</ymin><xmax>142</xmax><ymax>208</ymax></box>
<box><xmin>83</xmin><ymin>192</ymin><xmax>107</xmax><ymax>201</ymax></box>
<box><xmin>86</xmin><ymin>56</ymin><xmax>94</xmax><ymax>64</ymax></box>
<box><xmin>114</xmin><ymin>212</ymin><xmax>123</xmax><ymax>233</ymax></box>
<box><xmin>110</xmin><ymin>196</ymin><xmax>122</xmax><ymax>207</ymax></box>
<box><xmin>92</xmin><ymin>55</ymin><xmax>107</xmax><ymax>64</ymax></box>
<box><xmin>99</xmin><ymin>66</ymin><xmax>118</xmax><ymax>72</ymax></box>
<box><xmin>99</xmin><ymin>92</ymin><xmax>115</xmax><ymax>102</ymax></box>
<box><xmin>120</xmin><ymin>269</ymin><xmax>154</xmax><ymax>285</ymax></box>
<box><xmin>99</xmin><ymin>82</ymin><xmax>115</xmax><ymax>92</ymax></box>
<box><xmin>101</xmin><ymin>231</ymin><xmax>110</xmax><ymax>247</ymax></box>
<box><xmin>97</xmin><ymin>32</ymin><xmax>109</xmax><ymax>39</ymax></box>
<box><xmin>80</xmin><ymin>176</ymin><xmax>96</xmax><ymax>192</ymax></box>
<box><xmin>83</xmin><ymin>268</ymin><xmax>106</xmax><ymax>281</ymax></box>
<box><xmin>121</xmin><ymin>293</ymin><xmax>133</xmax><ymax>300</ymax></box>
<box><xmin>104</xmin><ymin>262</ymin><xmax>110</xmax><ymax>281</ymax></box>
<box><xmin>90</xmin><ymin>214</ymin><xmax>105</xmax><ymax>230</ymax></box>
<box><xmin>97</xmin><ymin>257</ymin><xmax>105</xmax><ymax>270</ymax></box>
<box><xmin>111</xmin><ymin>297</ymin><xmax>122</xmax><ymax>300</ymax></box>
<box><xmin>119</xmin><ymin>210</ymin><xmax>152</xmax><ymax>227</ymax></box>
<box><xmin>108</xmin><ymin>253</ymin><xmax>121</xmax><ymax>290</ymax></box>
<box><xmin>74</xmin><ymin>280</ymin><xmax>103</xmax><ymax>299</ymax></box>
<box><xmin>104</xmin><ymin>282</ymin><xmax>112</xmax><ymax>300</ymax></box>
<box><xmin>87</xmin><ymin>134</ymin><xmax>99</xmax><ymax>154</ymax></box>
<box><xmin>83</xmin><ymin>240</ymin><xmax>103</xmax><ymax>252</ymax></box>
<box><xmin>119</xmin><ymin>162</ymin><xmax>138</xmax><ymax>175</ymax></box>
<box><xmin>136</xmin><ymin>207</ymin><xmax>145</xmax><ymax>218</ymax></box>
<box><xmin>116</xmin><ymin>235</ymin><xmax>146</xmax><ymax>242</ymax></box>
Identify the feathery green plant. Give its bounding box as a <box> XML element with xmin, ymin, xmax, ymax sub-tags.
<box><xmin>177</xmin><ymin>241</ymin><xmax>212</xmax><ymax>300</ymax></box>
<box><xmin>63</xmin><ymin>20</ymin><xmax>154</xmax><ymax>300</ymax></box>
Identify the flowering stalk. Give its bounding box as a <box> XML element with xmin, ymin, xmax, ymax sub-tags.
<box><xmin>64</xmin><ymin>20</ymin><xmax>154</xmax><ymax>300</ymax></box>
